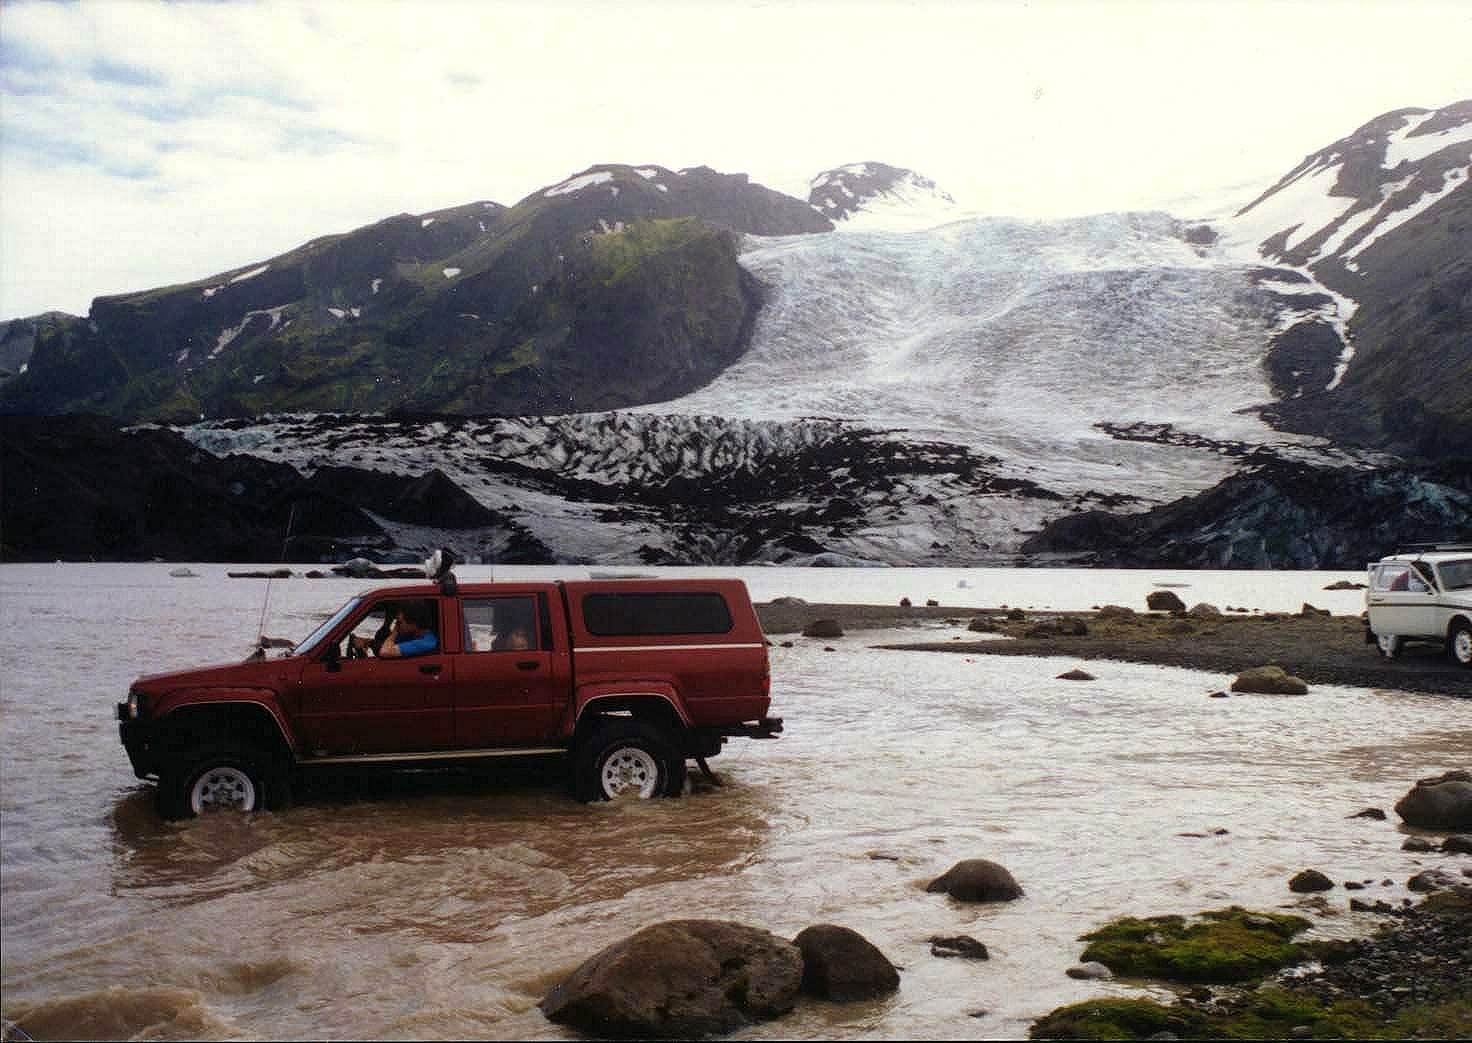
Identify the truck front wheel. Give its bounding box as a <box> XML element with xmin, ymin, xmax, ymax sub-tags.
<box><xmin>158</xmin><ymin>743</ymin><xmax>287</xmax><ymax>820</ymax></box>
<box><xmin>575</xmin><ymin>720</ymin><xmax>686</xmax><ymax>802</ymax></box>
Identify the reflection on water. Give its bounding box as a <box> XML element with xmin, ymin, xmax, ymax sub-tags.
<box><xmin>2</xmin><ymin>565</ymin><xmax>1469</xmax><ymax>1040</ymax></box>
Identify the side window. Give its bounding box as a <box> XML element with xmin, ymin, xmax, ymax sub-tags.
<box><xmin>1372</xmin><ymin>565</ymin><xmax>1410</xmax><ymax>592</ymax></box>
<box><xmin>581</xmin><ymin>592</ymin><xmax>733</xmax><ymax>636</ymax></box>
<box><xmin>338</xmin><ymin>598</ymin><xmax>441</xmax><ymax>658</ymax></box>
<box><xmin>464</xmin><ymin>596</ymin><xmax>539</xmax><ymax>652</ymax></box>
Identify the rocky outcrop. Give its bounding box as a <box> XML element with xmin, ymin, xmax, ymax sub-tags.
<box><xmin>1022</xmin><ymin>457</ymin><xmax>1472</xmax><ymax>569</ymax></box>
<box><xmin>0</xmin><ymin>415</ymin><xmax>551</xmax><ymax>563</ymax></box>
<box><xmin>538</xmin><ymin>920</ymin><xmax>803</xmax><ymax>1039</ymax></box>
<box><xmin>1</xmin><ymin>165</ymin><xmax>830</xmax><ymax>423</ymax></box>
<box><xmin>925</xmin><ymin>859</ymin><xmax>1024</xmax><ymax>902</ymax></box>
<box><xmin>792</xmin><ymin>925</ymin><xmax>899</xmax><ymax>1001</ymax></box>
<box><xmin>1394</xmin><ymin>771</ymin><xmax>1472</xmax><ymax>831</ymax></box>
<box><xmin>1146</xmin><ymin>591</ymin><xmax>1187</xmax><ymax>612</ymax></box>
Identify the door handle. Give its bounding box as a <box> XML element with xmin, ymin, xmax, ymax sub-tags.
<box><xmin>517</xmin><ymin>660</ymin><xmax>540</xmax><ymax>671</ymax></box>
<box><xmin>419</xmin><ymin>663</ymin><xmax>443</xmax><ymax>676</ymax></box>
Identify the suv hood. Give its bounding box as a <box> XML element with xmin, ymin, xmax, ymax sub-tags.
<box><xmin>132</xmin><ymin>655</ymin><xmax>294</xmax><ymax>695</ymax></box>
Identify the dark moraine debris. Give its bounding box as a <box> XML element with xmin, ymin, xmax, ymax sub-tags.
<box><xmin>1349</xmin><ymin>807</ymin><xmax>1387</xmax><ymax>820</ymax></box>
<box><xmin>926</xmin><ymin>859</ymin><xmax>1024</xmax><ymax>902</ymax></box>
<box><xmin>792</xmin><ymin>925</ymin><xmax>900</xmax><ymax>1001</ymax></box>
<box><xmin>1057</xmin><ymin>668</ymin><xmax>1096</xmax><ymax>681</ymax></box>
<box><xmin>538</xmin><ymin>920</ymin><xmax>802</xmax><ymax>1039</ymax></box>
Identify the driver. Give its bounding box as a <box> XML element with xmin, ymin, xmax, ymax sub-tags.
<box><xmin>350</xmin><ymin>600</ymin><xmax>438</xmax><ymax>659</ymax></box>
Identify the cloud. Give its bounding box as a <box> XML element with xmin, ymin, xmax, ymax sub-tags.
<box><xmin>88</xmin><ymin>57</ymin><xmax>167</xmax><ymax>88</ymax></box>
<box><xmin>2</xmin><ymin>0</ymin><xmax>1470</xmax><ymax>319</ymax></box>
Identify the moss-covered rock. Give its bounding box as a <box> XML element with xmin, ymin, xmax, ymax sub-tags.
<box><xmin>1079</xmin><ymin>907</ymin><xmax>1311</xmax><ymax>984</ymax></box>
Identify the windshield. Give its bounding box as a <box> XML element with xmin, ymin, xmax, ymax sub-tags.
<box><xmin>1436</xmin><ymin>559</ymin><xmax>1472</xmax><ymax>591</ymax></box>
<box><xmin>292</xmin><ymin>597</ymin><xmax>363</xmax><ymax>657</ymax></box>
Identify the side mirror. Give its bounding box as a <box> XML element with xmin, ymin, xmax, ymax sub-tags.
<box><xmin>323</xmin><ymin>642</ymin><xmax>342</xmax><ymax>673</ymax></box>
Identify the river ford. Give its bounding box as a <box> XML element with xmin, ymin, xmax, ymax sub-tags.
<box><xmin>2</xmin><ymin>564</ymin><xmax>1468</xmax><ymax>1040</ymax></box>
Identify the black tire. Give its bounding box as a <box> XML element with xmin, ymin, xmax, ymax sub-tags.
<box><xmin>573</xmin><ymin>719</ymin><xmax>686</xmax><ymax>803</ymax></box>
<box><xmin>157</xmin><ymin>743</ymin><xmax>289</xmax><ymax>820</ymax></box>
<box><xmin>1450</xmin><ymin>621</ymin><xmax>1472</xmax><ymax>668</ymax></box>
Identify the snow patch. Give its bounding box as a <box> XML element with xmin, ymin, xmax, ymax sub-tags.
<box><xmin>201</xmin><ymin>285</ymin><xmax>223</xmax><ymax>299</ymax></box>
<box><xmin>371</xmin><ymin>278</ymin><xmax>383</xmax><ymax>295</ymax></box>
<box><xmin>545</xmin><ymin>171</ymin><xmax>615</xmax><ymax>197</ymax></box>
<box><xmin>421</xmin><ymin>217</ymin><xmax>436</xmax><ymax>228</ymax></box>
<box><xmin>443</xmin><ymin>267</ymin><xmax>462</xmax><ymax>278</ymax></box>
<box><xmin>229</xmin><ymin>264</ymin><xmax>270</xmax><ymax>284</ymax></box>
<box><xmin>327</xmin><ymin>307</ymin><xmax>346</xmax><ymax>319</ymax></box>
<box><xmin>1343</xmin><ymin>166</ymin><xmax>1468</xmax><ymax>260</ymax></box>
<box><xmin>211</xmin><ymin>306</ymin><xmax>287</xmax><ymax>358</ymax></box>
<box><xmin>1384</xmin><ymin>112</ymin><xmax>1472</xmax><ymax>167</ymax></box>
<box><xmin>635</xmin><ymin>168</ymin><xmax>660</xmax><ymax>180</ymax></box>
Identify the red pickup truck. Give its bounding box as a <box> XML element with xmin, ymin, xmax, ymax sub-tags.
<box><xmin>118</xmin><ymin>575</ymin><xmax>780</xmax><ymax>818</ymax></box>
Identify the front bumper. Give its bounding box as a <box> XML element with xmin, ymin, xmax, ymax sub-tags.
<box><xmin>117</xmin><ymin>702</ymin><xmax>158</xmax><ymax>778</ymax></box>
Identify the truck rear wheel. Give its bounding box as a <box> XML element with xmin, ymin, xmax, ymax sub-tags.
<box><xmin>158</xmin><ymin>743</ymin><xmax>288</xmax><ymax>820</ymax></box>
<box><xmin>574</xmin><ymin>720</ymin><xmax>685</xmax><ymax>802</ymax></box>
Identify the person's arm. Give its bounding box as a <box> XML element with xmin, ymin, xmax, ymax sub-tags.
<box><xmin>385</xmin><ymin>632</ymin><xmax>438</xmax><ymax>658</ymax></box>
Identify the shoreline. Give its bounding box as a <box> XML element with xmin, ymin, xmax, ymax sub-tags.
<box><xmin>755</xmin><ymin>602</ymin><xmax>1469</xmax><ymax>697</ymax></box>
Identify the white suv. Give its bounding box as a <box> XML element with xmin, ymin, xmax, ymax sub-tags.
<box><xmin>1365</xmin><ymin>546</ymin><xmax>1472</xmax><ymax>667</ymax></box>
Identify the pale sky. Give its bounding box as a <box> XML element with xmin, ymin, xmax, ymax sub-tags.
<box><xmin>2</xmin><ymin>0</ymin><xmax>1469</xmax><ymax>319</ymax></box>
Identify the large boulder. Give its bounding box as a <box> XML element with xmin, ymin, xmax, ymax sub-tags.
<box><xmin>802</xmin><ymin>618</ymin><xmax>844</xmax><ymax>638</ymax></box>
<box><xmin>925</xmin><ymin>859</ymin><xmax>1024</xmax><ymax>902</ymax></box>
<box><xmin>538</xmin><ymin>920</ymin><xmax>802</xmax><ymax>1038</ymax></box>
<box><xmin>1230</xmin><ymin>665</ymin><xmax>1309</xmax><ymax>695</ymax></box>
<box><xmin>1146</xmin><ymin>590</ymin><xmax>1187</xmax><ymax>613</ymax></box>
<box><xmin>1394</xmin><ymin>771</ymin><xmax>1472</xmax><ymax>831</ymax></box>
<box><xmin>792</xmin><ymin>925</ymin><xmax>900</xmax><ymax>1001</ymax></box>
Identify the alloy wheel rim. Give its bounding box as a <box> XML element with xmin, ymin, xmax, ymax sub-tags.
<box><xmin>601</xmin><ymin>747</ymin><xmax>659</xmax><ymax>799</ymax></box>
<box><xmin>1456</xmin><ymin>630</ymin><xmax>1472</xmax><ymax>664</ymax></box>
<box><xmin>190</xmin><ymin>766</ymin><xmax>257</xmax><ymax>813</ymax></box>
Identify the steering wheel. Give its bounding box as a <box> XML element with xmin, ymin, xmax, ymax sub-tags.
<box><xmin>345</xmin><ymin>636</ymin><xmax>367</xmax><ymax>660</ymax></box>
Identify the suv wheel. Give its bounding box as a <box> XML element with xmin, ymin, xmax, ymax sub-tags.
<box><xmin>574</xmin><ymin>720</ymin><xmax>685</xmax><ymax>802</ymax></box>
<box><xmin>158</xmin><ymin>743</ymin><xmax>287</xmax><ymax>820</ymax></box>
<box><xmin>1376</xmin><ymin>634</ymin><xmax>1402</xmax><ymax>659</ymax></box>
<box><xmin>1450</xmin><ymin>622</ymin><xmax>1472</xmax><ymax>668</ymax></box>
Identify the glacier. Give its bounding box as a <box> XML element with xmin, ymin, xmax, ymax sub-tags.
<box><xmin>184</xmin><ymin>210</ymin><xmax>1381</xmax><ymax>566</ymax></box>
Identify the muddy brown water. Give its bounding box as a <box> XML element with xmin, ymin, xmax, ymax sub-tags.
<box><xmin>2</xmin><ymin>565</ymin><xmax>1469</xmax><ymax>1040</ymax></box>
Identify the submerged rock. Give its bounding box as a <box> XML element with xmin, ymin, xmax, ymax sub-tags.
<box><xmin>793</xmin><ymin>925</ymin><xmax>899</xmax><ymax>1001</ymax></box>
<box><xmin>539</xmin><ymin>920</ymin><xmax>802</xmax><ymax>1039</ymax></box>
<box><xmin>1289</xmin><ymin>869</ymin><xmax>1334</xmax><ymax>893</ymax></box>
<box><xmin>1230</xmin><ymin>665</ymin><xmax>1309</xmax><ymax>695</ymax></box>
<box><xmin>1394</xmin><ymin>771</ymin><xmax>1472</xmax><ymax>831</ymax></box>
<box><xmin>926</xmin><ymin>859</ymin><xmax>1024</xmax><ymax>902</ymax></box>
<box><xmin>929</xmin><ymin>935</ymin><xmax>990</xmax><ymax>960</ymax></box>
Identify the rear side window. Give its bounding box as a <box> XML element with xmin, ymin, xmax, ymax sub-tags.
<box><xmin>581</xmin><ymin>592</ymin><xmax>733</xmax><ymax>636</ymax></box>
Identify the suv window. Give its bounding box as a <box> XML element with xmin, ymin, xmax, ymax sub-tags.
<box><xmin>1437</xmin><ymin>559</ymin><xmax>1472</xmax><ymax>590</ymax></box>
<box><xmin>1373</xmin><ymin>564</ymin><xmax>1430</xmax><ymax>593</ymax></box>
<box><xmin>465</xmin><ymin>596</ymin><xmax>539</xmax><ymax>651</ymax></box>
<box><xmin>582</xmin><ymin>592</ymin><xmax>733</xmax><ymax>636</ymax></box>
